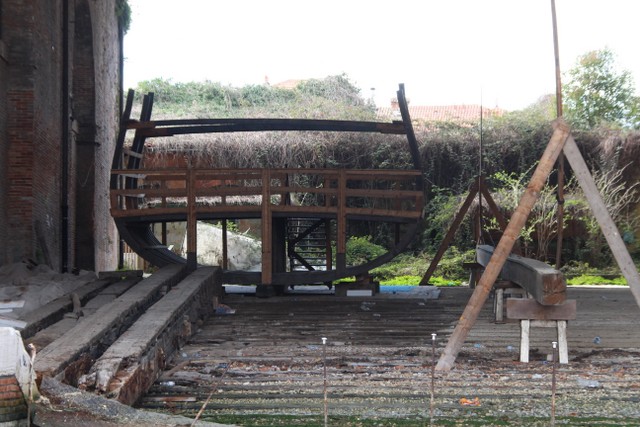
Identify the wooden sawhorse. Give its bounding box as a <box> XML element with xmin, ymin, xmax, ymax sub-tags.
<box><xmin>506</xmin><ymin>298</ymin><xmax>577</xmax><ymax>364</ymax></box>
<box><xmin>493</xmin><ymin>280</ymin><xmax>526</xmax><ymax>323</ymax></box>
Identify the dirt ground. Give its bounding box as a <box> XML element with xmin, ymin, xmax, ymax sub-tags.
<box><xmin>137</xmin><ymin>286</ymin><xmax>640</xmax><ymax>426</ymax></box>
<box><xmin>28</xmin><ymin>285</ymin><xmax>640</xmax><ymax>426</ymax></box>
<box><xmin>33</xmin><ymin>377</ymin><xmax>234</xmax><ymax>426</ymax></box>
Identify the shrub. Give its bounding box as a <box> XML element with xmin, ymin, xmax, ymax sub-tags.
<box><xmin>346</xmin><ymin>236</ymin><xmax>386</xmax><ymax>266</ymax></box>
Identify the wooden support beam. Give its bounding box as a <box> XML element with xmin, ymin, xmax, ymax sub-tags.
<box><xmin>261</xmin><ymin>169</ymin><xmax>273</xmax><ymax>284</ymax></box>
<box><xmin>336</xmin><ymin>169</ymin><xmax>347</xmax><ymax>271</ymax></box>
<box><xmin>476</xmin><ymin>245</ymin><xmax>566</xmax><ymax>305</ymax></box>
<box><xmin>186</xmin><ymin>167</ymin><xmax>197</xmax><ymax>271</ymax></box>
<box><xmin>420</xmin><ymin>176</ymin><xmax>520</xmax><ymax>287</ymax></box>
<box><xmin>519</xmin><ymin>320</ymin><xmax>569</xmax><ymax>364</ymax></box>
<box><xmin>436</xmin><ymin>119</ymin><xmax>570</xmax><ymax>372</ymax></box>
<box><xmin>506</xmin><ymin>298</ymin><xmax>576</xmax><ymax>320</ymax></box>
<box><xmin>419</xmin><ymin>180</ymin><xmax>479</xmax><ymax>286</ymax></box>
<box><xmin>478</xmin><ymin>180</ymin><xmax>522</xmax><ymax>255</ymax></box>
<box><xmin>563</xmin><ymin>135</ymin><xmax>640</xmax><ymax>308</ymax></box>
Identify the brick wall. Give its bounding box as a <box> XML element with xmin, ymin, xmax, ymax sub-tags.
<box><xmin>0</xmin><ymin>33</ymin><xmax>7</xmax><ymax>263</ymax></box>
<box><xmin>0</xmin><ymin>0</ymin><xmax>120</xmax><ymax>271</ymax></box>
<box><xmin>0</xmin><ymin>375</ymin><xmax>28</xmax><ymax>423</ymax></box>
<box><xmin>3</xmin><ymin>0</ymin><xmax>36</xmax><ymax>265</ymax></box>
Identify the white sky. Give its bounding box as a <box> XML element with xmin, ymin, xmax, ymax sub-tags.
<box><xmin>124</xmin><ymin>0</ymin><xmax>640</xmax><ymax>111</ymax></box>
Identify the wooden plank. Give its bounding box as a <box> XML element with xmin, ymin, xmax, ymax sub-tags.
<box><xmin>436</xmin><ymin>119</ymin><xmax>570</xmax><ymax>372</ymax></box>
<box><xmin>0</xmin><ymin>300</ymin><xmax>25</xmax><ymax>309</ymax></box>
<box><xmin>557</xmin><ymin>320</ymin><xmax>569</xmax><ymax>364</ymax></box>
<box><xmin>0</xmin><ymin>316</ymin><xmax>27</xmax><ymax>329</ymax></box>
<box><xmin>186</xmin><ymin>168</ymin><xmax>197</xmax><ymax>271</ymax></box>
<box><xmin>396</xmin><ymin>84</ymin><xmax>423</xmax><ymax>173</ymax></box>
<box><xmin>19</xmin><ymin>279</ymin><xmax>115</xmax><ymax>339</ymax></box>
<box><xmin>506</xmin><ymin>298</ymin><xmax>576</xmax><ymax>320</ymax></box>
<box><xmin>97</xmin><ymin>270</ymin><xmax>143</xmax><ymax>280</ymax></box>
<box><xmin>81</xmin><ymin>267</ymin><xmax>219</xmax><ymax>405</ymax></box>
<box><xmin>110</xmin><ymin>88</ymin><xmax>134</xmax><ymax>188</ymax></box>
<box><xmin>261</xmin><ymin>169</ymin><xmax>272</xmax><ymax>284</ymax></box>
<box><xmin>519</xmin><ymin>320</ymin><xmax>569</xmax><ymax>364</ymax></box>
<box><xmin>34</xmin><ymin>265</ymin><xmax>185</xmax><ymax>380</ymax></box>
<box><xmin>137</xmin><ymin>118</ymin><xmax>407</xmax><ymax>137</ymax></box>
<box><xmin>336</xmin><ymin>170</ymin><xmax>347</xmax><ymax>270</ymax></box>
<box><xmin>476</xmin><ymin>244</ymin><xmax>566</xmax><ymax>305</ymax></box>
<box><xmin>519</xmin><ymin>319</ymin><xmax>530</xmax><ymax>362</ymax></box>
<box><xmin>563</xmin><ymin>135</ymin><xmax>640</xmax><ymax>308</ymax></box>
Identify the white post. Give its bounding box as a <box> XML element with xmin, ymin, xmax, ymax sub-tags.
<box><xmin>519</xmin><ymin>320</ymin><xmax>531</xmax><ymax>363</ymax></box>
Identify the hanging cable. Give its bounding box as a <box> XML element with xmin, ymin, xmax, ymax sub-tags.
<box><xmin>551</xmin><ymin>0</ymin><xmax>566</xmax><ymax>268</ymax></box>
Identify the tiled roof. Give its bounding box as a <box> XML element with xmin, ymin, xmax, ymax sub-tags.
<box><xmin>377</xmin><ymin>105</ymin><xmax>505</xmax><ymax>122</ymax></box>
<box><xmin>271</xmin><ymin>79</ymin><xmax>303</xmax><ymax>90</ymax></box>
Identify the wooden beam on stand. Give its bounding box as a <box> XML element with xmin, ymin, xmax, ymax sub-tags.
<box><xmin>476</xmin><ymin>245</ymin><xmax>566</xmax><ymax>305</ymax></box>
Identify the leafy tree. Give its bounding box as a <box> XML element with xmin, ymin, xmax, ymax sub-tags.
<box><xmin>563</xmin><ymin>48</ymin><xmax>640</xmax><ymax>129</ymax></box>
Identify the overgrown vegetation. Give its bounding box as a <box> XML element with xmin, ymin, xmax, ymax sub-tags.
<box><xmin>115</xmin><ymin>0</ymin><xmax>131</xmax><ymax>33</ymax></box>
<box><xmin>136</xmin><ymin>74</ymin><xmax>375</xmax><ymax>120</ymax></box>
<box><xmin>134</xmin><ymin>71</ymin><xmax>640</xmax><ymax>283</ymax></box>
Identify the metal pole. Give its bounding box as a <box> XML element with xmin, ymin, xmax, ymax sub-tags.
<box><xmin>551</xmin><ymin>341</ymin><xmax>558</xmax><ymax>426</ymax></box>
<box><xmin>551</xmin><ymin>0</ymin><xmax>566</xmax><ymax>268</ymax></box>
<box><xmin>322</xmin><ymin>337</ymin><xmax>328</xmax><ymax>427</ymax></box>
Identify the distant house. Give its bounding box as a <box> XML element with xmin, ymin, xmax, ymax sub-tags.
<box><xmin>377</xmin><ymin>99</ymin><xmax>505</xmax><ymax>123</ymax></box>
<box><xmin>270</xmin><ymin>79</ymin><xmax>304</xmax><ymax>90</ymax></box>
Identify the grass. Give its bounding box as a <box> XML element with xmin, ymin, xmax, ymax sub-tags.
<box><xmin>566</xmin><ymin>274</ymin><xmax>627</xmax><ymax>286</ymax></box>
<box><xmin>204</xmin><ymin>414</ymin><xmax>640</xmax><ymax>426</ymax></box>
<box><xmin>379</xmin><ymin>275</ymin><xmax>463</xmax><ymax>287</ymax></box>
<box><xmin>335</xmin><ymin>275</ymin><xmax>463</xmax><ymax>287</ymax></box>
<box><xmin>346</xmin><ymin>272</ymin><xmax>629</xmax><ymax>288</ymax></box>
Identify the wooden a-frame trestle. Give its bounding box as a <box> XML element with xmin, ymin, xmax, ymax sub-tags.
<box><xmin>436</xmin><ymin>119</ymin><xmax>640</xmax><ymax>371</ymax></box>
<box><xmin>418</xmin><ymin>175</ymin><xmax>519</xmax><ymax>287</ymax></box>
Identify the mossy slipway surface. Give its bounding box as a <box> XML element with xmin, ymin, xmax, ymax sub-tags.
<box><xmin>137</xmin><ymin>286</ymin><xmax>640</xmax><ymax>427</ymax></box>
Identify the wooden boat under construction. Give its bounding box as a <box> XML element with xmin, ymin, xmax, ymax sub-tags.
<box><xmin>110</xmin><ymin>84</ymin><xmax>424</xmax><ymax>286</ymax></box>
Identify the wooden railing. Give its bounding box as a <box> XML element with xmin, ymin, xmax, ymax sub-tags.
<box><xmin>110</xmin><ymin>167</ymin><xmax>423</xmax><ymax>283</ymax></box>
<box><xmin>110</xmin><ymin>167</ymin><xmax>423</xmax><ymax>220</ymax></box>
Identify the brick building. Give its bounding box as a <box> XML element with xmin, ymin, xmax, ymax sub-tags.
<box><xmin>0</xmin><ymin>1</ymin><xmax>124</xmax><ymax>272</ymax></box>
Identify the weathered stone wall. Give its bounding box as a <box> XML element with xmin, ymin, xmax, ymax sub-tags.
<box><xmin>0</xmin><ymin>0</ymin><xmax>121</xmax><ymax>272</ymax></box>
<box><xmin>88</xmin><ymin>0</ymin><xmax>120</xmax><ymax>272</ymax></box>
